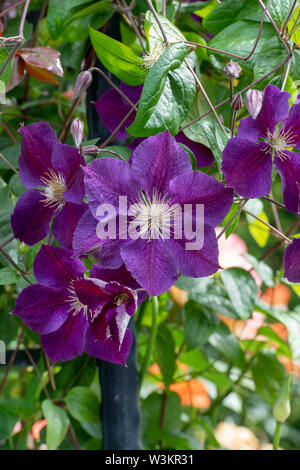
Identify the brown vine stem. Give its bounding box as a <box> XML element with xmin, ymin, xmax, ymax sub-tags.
<box><xmin>184</xmin><ymin>59</ymin><xmax>226</xmax><ymax>133</ymax></box>
<box><xmin>282</xmin><ymin>0</ymin><xmax>298</xmax><ymax>38</ymax></box>
<box><xmin>88</xmin><ymin>67</ymin><xmax>137</xmax><ymax>111</ymax></box>
<box><xmin>243</xmin><ymin>208</ymin><xmax>291</xmax><ymax>243</ymax></box>
<box><xmin>24</xmin><ymin>346</ymin><xmax>51</xmax><ymax>400</ymax></box>
<box><xmin>43</xmin><ymin>351</ymin><xmax>56</xmax><ymax>392</ymax></box>
<box><xmin>146</xmin><ymin>0</ymin><xmax>169</xmax><ymax>46</ymax></box>
<box><xmin>0</xmin><ymin>246</ymin><xmax>33</xmax><ymax>284</ymax></box>
<box><xmin>185</xmin><ymin>6</ymin><xmax>267</xmax><ymax>61</ymax></box>
<box><xmin>0</xmin><ymin>120</ymin><xmax>17</xmax><ymax>145</ymax></box>
<box><xmin>181</xmin><ymin>56</ymin><xmax>290</xmax><ymax>132</ymax></box>
<box><xmin>0</xmin><ymin>0</ymin><xmax>26</xmax><ymax>18</ymax></box>
<box><xmin>269</xmin><ymin>190</ymin><xmax>283</xmax><ymax>233</ymax></box>
<box><xmin>99</xmin><ymin>99</ymin><xmax>139</xmax><ymax>148</ymax></box>
<box><xmin>0</xmin><ymin>324</ymin><xmax>25</xmax><ymax>397</ymax></box>
<box><xmin>261</xmin><ymin>196</ymin><xmax>285</xmax><ymax>209</ymax></box>
<box><xmin>257</xmin><ymin>0</ymin><xmax>293</xmax><ymax>58</ymax></box>
<box><xmin>0</xmin><ymin>235</ymin><xmax>15</xmax><ymax>249</ymax></box>
<box><xmin>0</xmin><ymin>152</ymin><xmax>19</xmax><ymax>174</ymax></box>
<box><xmin>58</xmin><ymin>97</ymin><xmax>80</xmax><ymax>143</ymax></box>
<box><xmin>259</xmin><ymin>218</ymin><xmax>300</xmax><ymax>262</ymax></box>
<box><xmin>281</xmin><ymin>58</ymin><xmax>292</xmax><ymax>91</ymax></box>
<box><xmin>217</xmin><ymin>199</ymin><xmax>249</xmax><ymax>241</ymax></box>
<box><xmin>119</xmin><ymin>0</ymin><xmax>146</xmax><ymax>53</ymax></box>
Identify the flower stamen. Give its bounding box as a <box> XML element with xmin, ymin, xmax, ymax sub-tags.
<box><xmin>41</xmin><ymin>169</ymin><xmax>66</xmax><ymax>210</ymax></box>
<box><xmin>129</xmin><ymin>189</ymin><xmax>181</xmax><ymax>240</ymax></box>
<box><xmin>262</xmin><ymin>124</ymin><xmax>296</xmax><ymax>161</ymax></box>
<box><xmin>66</xmin><ymin>280</ymin><xmax>92</xmax><ymax>319</ymax></box>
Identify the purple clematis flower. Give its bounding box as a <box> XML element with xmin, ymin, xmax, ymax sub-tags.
<box><xmin>11</xmin><ymin>122</ymin><xmax>86</xmax><ymax>247</ymax></box>
<box><xmin>94</xmin><ymin>82</ymin><xmax>214</xmax><ymax>168</ymax></box>
<box><xmin>284</xmin><ymin>237</ymin><xmax>300</xmax><ymax>283</ymax></box>
<box><xmin>222</xmin><ymin>85</ymin><xmax>300</xmax><ymax>214</ymax></box>
<box><xmin>74</xmin><ymin>130</ymin><xmax>233</xmax><ymax>297</ymax></box>
<box><xmin>13</xmin><ymin>244</ymin><xmax>140</xmax><ymax>365</ymax></box>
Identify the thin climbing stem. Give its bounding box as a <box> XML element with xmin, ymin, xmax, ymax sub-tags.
<box><xmin>139</xmin><ymin>296</ymin><xmax>158</xmax><ymax>390</ymax></box>
<box><xmin>273</xmin><ymin>421</ymin><xmax>282</xmax><ymax>450</ymax></box>
<box><xmin>243</xmin><ymin>208</ymin><xmax>291</xmax><ymax>243</ymax></box>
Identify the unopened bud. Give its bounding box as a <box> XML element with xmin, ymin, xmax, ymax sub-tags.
<box><xmin>232</xmin><ymin>92</ymin><xmax>243</xmax><ymax>111</ymax></box>
<box><xmin>82</xmin><ymin>145</ymin><xmax>101</xmax><ymax>156</ymax></box>
<box><xmin>71</xmin><ymin>118</ymin><xmax>84</xmax><ymax>148</ymax></box>
<box><xmin>73</xmin><ymin>71</ymin><xmax>92</xmax><ymax>101</ymax></box>
<box><xmin>245</xmin><ymin>89</ymin><xmax>264</xmax><ymax>119</ymax></box>
<box><xmin>273</xmin><ymin>374</ymin><xmax>292</xmax><ymax>423</ymax></box>
<box><xmin>224</xmin><ymin>60</ymin><xmax>241</xmax><ymax>79</ymax></box>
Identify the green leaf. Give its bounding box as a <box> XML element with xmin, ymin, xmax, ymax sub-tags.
<box><xmin>252</xmin><ymin>352</ymin><xmax>286</xmax><ymax>404</ymax></box>
<box><xmin>209</xmin><ymin>322</ymin><xmax>246</xmax><ymax>368</ymax></box>
<box><xmin>0</xmin><ymin>48</ymin><xmax>13</xmax><ymax>87</ymax></box>
<box><xmin>257</xmin><ymin>326</ymin><xmax>291</xmax><ymax>358</ymax></box>
<box><xmin>178</xmin><ymin>349</ymin><xmax>210</xmax><ymax>370</ymax></box>
<box><xmin>248</xmin><ymin>210</ymin><xmax>270</xmax><ymax>247</ymax></box>
<box><xmin>0</xmin><ymin>267</ymin><xmax>20</xmax><ymax>285</ymax></box>
<box><xmin>89</xmin><ymin>27</ymin><xmax>146</xmax><ymax>86</ymax></box>
<box><xmin>268</xmin><ymin>0</ymin><xmax>295</xmax><ymax>26</ymax></box>
<box><xmin>41</xmin><ymin>400</ymin><xmax>69</xmax><ymax>450</ymax></box>
<box><xmin>128</xmin><ymin>43</ymin><xmax>196</xmax><ymax>136</ymax></box>
<box><xmin>203</xmin><ymin>0</ymin><xmax>246</xmax><ymax>34</ymax></box>
<box><xmin>184</xmin><ymin>300</ymin><xmax>219</xmax><ymax>348</ymax></box>
<box><xmin>221</xmin><ymin>267</ymin><xmax>258</xmax><ymax>320</ymax></box>
<box><xmin>156</xmin><ymin>323</ymin><xmax>176</xmax><ymax>389</ymax></box>
<box><xmin>66</xmin><ymin>386</ymin><xmax>100</xmax><ymax>423</ymax></box>
<box><xmin>243</xmin><ymin>254</ymin><xmax>274</xmax><ymax>287</ymax></box>
<box><xmin>145</xmin><ymin>10</ymin><xmax>186</xmax><ymax>52</ymax></box>
<box><xmin>0</xmin><ymin>404</ymin><xmax>18</xmax><ymax>440</ymax></box>
<box><xmin>220</xmin><ymin>202</ymin><xmax>241</xmax><ymax>238</ymax></box>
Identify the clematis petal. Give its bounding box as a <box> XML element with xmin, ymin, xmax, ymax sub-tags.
<box><xmin>72</xmin><ymin>209</ymin><xmax>124</xmax><ymax>268</ymax></box>
<box><xmin>237</xmin><ymin>85</ymin><xmax>290</xmax><ymax>142</ymax></box>
<box><xmin>275</xmin><ymin>151</ymin><xmax>300</xmax><ymax>215</ymax></box>
<box><xmin>121</xmin><ymin>238</ymin><xmax>177</xmax><ymax>297</ymax></box>
<box><xmin>175</xmin><ymin>132</ymin><xmax>214</xmax><ymax>168</ymax></box>
<box><xmin>11</xmin><ymin>189</ymin><xmax>55</xmax><ymax>245</ymax></box>
<box><xmin>169</xmin><ymin>225</ymin><xmax>220</xmax><ymax>278</ymax></box>
<box><xmin>41</xmin><ymin>313</ymin><xmax>88</xmax><ymax>363</ymax></box>
<box><xmin>18</xmin><ymin>122</ymin><xmax>57</xmax><ymax>188</ymax></box>
<box><xmin>169</xmin><ymin>170</ymin><xmax>233</xmax><ymax>227</ymax></box>
<box><xmin>53</xmin><ymin>202</ymin><xmax>88</xmax><ymax>250</ymax></box>
<box><xmin>283</xmin><ymin>95</ymin><xmax>300</xmax><ymax>148</ymax></box>
<box><xmin>284</xmin><ymin>238</ymin><xmax>300</xmax><ymax>283</ymax></box>
<box><xmin>131</xmin><ymin>130</ymin><xmax>192</xmax><ymax>195</ymax></box>
<box><xmin>51</xmin><ymin>142</ymin><xmax>85</xmax><ymax>203</ymax></box>
<box><xmin>33</xmin><ymin>244</ymin><xmax>86</xmax><ymax>289</ymax></box>
<box><xmin>85</xmin><ymin>327</ymin><xmax>132</xmax><ymax>366</ymax></box>
<box><xmin>83</xmin><ymin>157</ymin><xmax>140</xmax><ymax>218</ymax></box>
<box><xmin>13</xmin><ymin>285</ymin><xmax>69</xmax><ymax>335</ymax></box>
<box><xmin>94</xmin><ymin>83</ymin><xmax>142</xmax><ymax>139</ymax></box>
<box><xmin>222</xmin><ymin>138</ymin><xmax>273</xmax><ymax>198</ymax></box>
<box><xmin>90</xmin><ymin>264</ymin><xmax>147</xmax><ymax>305</ymax></box>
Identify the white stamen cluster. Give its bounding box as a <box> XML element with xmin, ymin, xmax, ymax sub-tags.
<box><xmin>142</xmin><ymin>44</ymin><xmax>165</xmax><ymax>69</ymax></box>
<box><xmin>41</xmin><ymin>169</ymin><xmax>66</xmax><ymax>209</ymax></box>
<box><xmin>130</xmin><ymin>189</ymin><xmax>181</xmax><ymax>240</ymax></box>
<box><xmin>263</xmin><ymin>124</ymin><xmax>296</xmax><ymax>161</ymax></box>
<box><xmin>66</xmin><ymin>280</ymin><xmax>92</xmax><ymax>319</ymax></box>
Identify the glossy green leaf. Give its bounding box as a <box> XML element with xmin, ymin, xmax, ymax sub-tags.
<box><xmin>156</xmin><ymin>323</ymin><xmax>176</xmax><ymax>389</ymax></box>
<box><xmin>89</xmin><ymin>27</ymin><xmax>146</xmax><ymax>86</ymax></box>
<box><xmin>184</xmin><ymin>300</ymin><xmax>219</xmax><ymax>348</ymax></box>
<box><xmin>128</xmin><ymin>43</ymin><xmax>196</xmax><ymax>136</ymax></box>
<box><xmin>268</xmin><ymin>0</ymin><xmax>295</xmax><ymax>26</ymax></box>
<box><xmin>42</xmin><ymin>400</ymin><xmax>69</xmax><ymax>450</ymax></box>
<box><xmin>221</xmin><ymin>268</ymin><xmax>258</xmax><ymax>320</ymax></box>
<box><xmin>66</xmin><ymin>386</ymin><xmax>100</xmax><ymax>423</ymax></box>
<box><xmin>209</xmin><ymin>322</ymin><xmax>246</xmax><ymax>369</ymax></box>
<box><xmin>0</xmin><ymin>405</ymin><xmax>18</xmax><ymax>440</ymax></box>
<box><xmin>252</xmin><ymin>352</ymin><xmax>286</xmax><ymax>404</ymax></box>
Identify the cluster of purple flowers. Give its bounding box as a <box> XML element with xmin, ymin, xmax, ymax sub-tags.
<box><xmin>11</xmin><ymin>82</ymin><xmax>300</xmax><ymax>365</ymax></box>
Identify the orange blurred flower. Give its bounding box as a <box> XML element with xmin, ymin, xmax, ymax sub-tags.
<box><xmin>32</xmin><ymin>419</ymin><xmax>47</xmax><ymax>440</ymax></box>
<box><xmin>170</xmin><ymin>379</ymin><xmax>211</xmax><ymax>409</ymax></box>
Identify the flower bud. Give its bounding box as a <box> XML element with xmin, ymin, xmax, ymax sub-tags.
<box><xmin>71</xmin><ymin>118</ymin><xmax>84</xmax><ymax>148</ymax></box>
<box><xmin>232</xmin><ymin>92</ymin><xmax>243</xmax><ymax>112</ymax></box>
<box><xmin>73</xmin><ymin>71</ymin><xmax>92</xmax><ymax>101</ymax></box>
<box><xmin>224</xmin><ymin>60</ymin><xmax>241</xmax><ymax>79</ymax></box>
<box><xmin>81</xmin><ymin>145</ymin><xmax>101</xmax><ymax>156</ymax></box>
<box><xmin>245</xmin><ymin>89</ymin><xmax>264</xmax><ymax>119</ymax></box>
<box><xmin>273</xmin><ymin>374</ymin><xmax>292</xmax><ymax>423</ymax></box>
